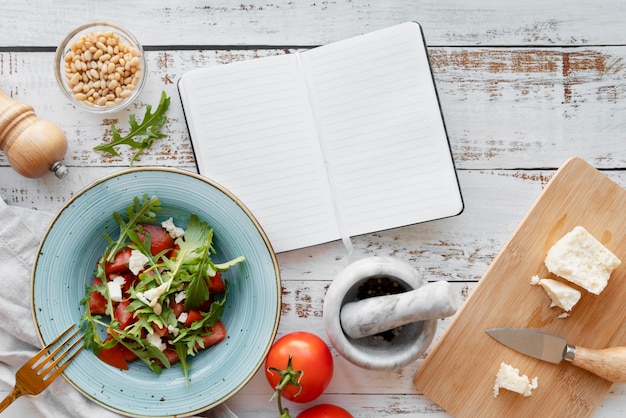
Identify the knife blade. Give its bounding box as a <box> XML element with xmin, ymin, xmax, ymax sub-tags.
<box><xmin>485</xmin><ymin>327</ymin><xmax>626</xmax><ymax>382</ymax></box>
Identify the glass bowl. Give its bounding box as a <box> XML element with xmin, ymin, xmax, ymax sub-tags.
<box><xmin>55</xmin><ymin>22</ymin><xmax>146</xmax><ymax>113</ymax></box>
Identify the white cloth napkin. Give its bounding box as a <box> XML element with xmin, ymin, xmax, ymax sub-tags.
<box><xmin>0</xmin><ymin>198</ymin><xmax>236</xmax><ymax>418</ymax></box>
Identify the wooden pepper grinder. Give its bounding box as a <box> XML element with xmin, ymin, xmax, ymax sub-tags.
<box><xmin>0</xmin><ymin>89</ymin><xmax>68</xmax><ymax>178</ymax></box>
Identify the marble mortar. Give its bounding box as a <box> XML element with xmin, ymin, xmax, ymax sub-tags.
<box><xmin>324</xmin><ymin>256</ymin><xmax>458</xmax><ymax>370</ymax></box>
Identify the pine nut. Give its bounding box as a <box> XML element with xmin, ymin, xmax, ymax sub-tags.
<box><xmin>63</xmin><ymin>29</ymin><xmax>142</xmax><ymax>108</ymax></box>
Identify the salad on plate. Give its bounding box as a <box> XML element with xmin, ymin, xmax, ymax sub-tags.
<box><xmin>80</xmin><ymin>194</ymin><xmax>245</xmax><ymax>386</ymax></box>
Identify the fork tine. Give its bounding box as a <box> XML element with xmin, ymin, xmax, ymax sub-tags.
<box><xmin>30</xmin><ymin>324</ymin><xmax>84</xmax><ymax>384</ymax></box>
<box><xmin>26</xmin><ymin>324</ymin><xmax>76</xmax><ymax>368</ymax></box>
<box><xmin>40</xmin><ymin>334</ymin><xmax>84</xmax><ymax>383</ymax></box>
<box><xmin>0</xmin><ymin>324</ymin><xmax>84</xmax><ymax>413</ymax></box>
<box><xmin>31</xmin><ymin>327</ymin><xmax>81</xmax><ymax>374</ymax></box>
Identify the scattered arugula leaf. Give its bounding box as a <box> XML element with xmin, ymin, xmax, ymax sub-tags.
<box><xmin>94</xmin><ymin>90</ymin><xmax>171</xmax><ymax>165</ymax></box>
<box><xmin>104</xmin><ymin>194</ymin><xmax>161</xmax><ymax>262</ymax></box>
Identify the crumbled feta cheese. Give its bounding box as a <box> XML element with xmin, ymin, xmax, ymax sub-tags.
<box><xmin>146</xmin><ymin>333</ymin><xmax>166</xmax><ymax>351</ymax></box>
<box><xmin>107</xmin><ymin>275</ymin><xmax>126</xmax><ymax>302</ymax></box>
<box><xmin>493</xmin><ymin>362</ymin><xmax>538</xmax><ymax>398</ymax></box>
<box><xmin>175</xmin><ymin>291</ymin><xmax>187</xmax><ymax>304</ymax></box>
<box><xmin>161</xmin><ymin>217</ymin><xmax>185</xmax><ymax>239</ymax></box>
<box><xmin>143</xmin><ymin>281</ymin><xmax>170</xmax><ymax>306</ymax></box>
<box><xmin>177</xmin><ymin>312</ymin><xmax>188</xmax><ymax>324</ymax></box>
<box><xmin>129</xmin><ymin>249</ymin><xmax>150</xmax><ymax>275</ymax></box>
<box><xmin>530</xmin><ymin>275</ymin><xmax>540</xmax><ymax>285</ymax></box>
<box><xmin>167</xmin><ymin>325</ymin><xmax>180</xmax><ymax>337</ymax></box>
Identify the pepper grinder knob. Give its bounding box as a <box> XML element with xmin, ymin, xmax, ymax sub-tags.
<box><xmin>0</xmin><ymin>89</ymin><xmax>68</xmax><ymax>179</ymax></box>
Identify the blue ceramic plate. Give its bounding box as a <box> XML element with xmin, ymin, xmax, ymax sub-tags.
<box><xmin>31</xmin><ymin>168</ymin><xmax>281</xmax><ymax>417</ymax></box>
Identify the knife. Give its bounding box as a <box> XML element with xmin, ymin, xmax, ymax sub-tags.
<box><xmin>486</xmin><ymin>327</ymin><xmax>626</xmax><ymax>382</ymax></box>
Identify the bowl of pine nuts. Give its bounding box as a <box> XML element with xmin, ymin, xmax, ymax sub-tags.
<box><xmin>55</xmin><ymin>22</ymin><xmax>146</xmax><ymax>113</ymax></box>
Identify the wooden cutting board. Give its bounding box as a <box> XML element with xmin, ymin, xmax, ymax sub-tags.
<box><xmin>414</xmin><ymin>157</ymin><xmax>626</xmax><ymax>417</ymax></box>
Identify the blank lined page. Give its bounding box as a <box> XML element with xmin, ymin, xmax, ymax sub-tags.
<box><xmin>179</xmin><ymin>54</ymin><xmax>340</xmax><ymax>252</ymax></box>
<box><xmin>300</xmin><ymin>22</ymin><xmax>463</xmax><ymax>236</ymax></box>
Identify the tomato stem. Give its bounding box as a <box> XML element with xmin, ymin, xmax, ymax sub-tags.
<box><xmin>268</xmin><ymin>354</ymin><xmax>303</xmax><ymax>418</ymax></box>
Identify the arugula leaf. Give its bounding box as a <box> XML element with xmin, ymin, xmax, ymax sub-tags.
<box><xmin>93</xmin><ymin>91</ymin><xmax>170</xmax><ymax>165</ymax></box>
<box><xmin>174</xmin><ymin>342</ymin><xmax>190</xmax><ymax>388</ymax></box>
<box><xmin>105</xmin><ymin>194</ymin><xmax>161</xmax><ymax>262</ymax></box>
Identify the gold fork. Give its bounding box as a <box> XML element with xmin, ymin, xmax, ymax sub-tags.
<box><xmin>0</xmin><ymin>324</ymin><xmax>84</xmax><ymax>412</ymax></box>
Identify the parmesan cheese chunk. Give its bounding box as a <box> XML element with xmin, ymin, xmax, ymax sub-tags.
<box><xmin>544</xmin><ymin>226</ymin><xmax>621</xmax><ymax>295</ymax></box>
<box><xmin>537</xmin><ymin>278</ymin><xmax>581</xmax><ymax>311</ymax></box>
<box><xmin>493</xmin><ymin>362</ymin><xmax>538</xmax><ymax>398</ymax></box>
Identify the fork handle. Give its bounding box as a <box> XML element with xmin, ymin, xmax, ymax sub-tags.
<box><xmin>0</xmin><ymin>386</ymin><xmax>23</xmax><ymax>412</ymax></box>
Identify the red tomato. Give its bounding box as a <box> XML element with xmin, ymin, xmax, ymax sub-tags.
<box><xmin>105</xmin><ymin>247</ymin><xmax>132</xmax><ymax>275</ymax></box>
<box><xmin>120</xmin><ymin>272</ymin><xmax>138</xmax><ymax>294</ymax></box>
<box><xmin>97</xmin><ymin>339</ymin><xmax>129</xmax><ymax>370</ymax></box>
<box><xmin>88</xmin><ymin>277</ymin><xmax>107</xmax><ymax>314</ymax></box>
<box><xmin>297</xmin><ymin>404</ymin><xmax>353</xmax><ymax>418</ymax></box>
<box><xmin>153</xmin><ymin>323</ymin><xmax>169</xmax><ymax>337</ymax></box>
<box><xmin>161</xmin><ymin>321</ymin><xmax>227</xmax><ymax>366</ymax></box>
<box><xmin>120</xmin><ymin>344</ymin><xmax>138</xmax><ymax>363</ymax></box>
<box><xmin>162</xmin><ymin>348</ymin><xmax>180</xmax><ymax>366</ymax></box>
<box><xmin>195</xmin><ymin>321</ymin><xmax>227</xmax><ymax>350</ymax></box>
<box><xmin>170</xmin><ymin>299</ymin><xmax>185</xmax><ymax>318</ymax></box>
<box><xmin>184</xmin><ymin>310</ymin><xmax>203</xmax><ymax>327</ymax></box>
<box><xmin>114</xmin><ymin>300</ymin><xmax>135</xmax><ymax>330</ymax></box>
<box><xmin>207</xmin><ymin>272</ymin><xmax>225</xmax><ymax>293</ymax></box>
<box><xmin>139</xmin><ymin>224</ymin><xmax>174</xmax><ymax>256</ymax></box>
<box><xmin>265</xmin><ymin>332</ymin><xmax>333</xmax><ymax>403</ymax></box>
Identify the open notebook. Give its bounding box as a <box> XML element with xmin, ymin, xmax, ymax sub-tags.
<box><xmin>178</xmin><ymin>21</ymin><xmax>463</xmax><ymax>253</ymax></box>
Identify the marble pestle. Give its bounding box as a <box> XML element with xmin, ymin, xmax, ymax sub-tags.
<box><xmin>340</xmin><ymin>280</ymin><xmax>458</xmax><ymax>339</ymax></box>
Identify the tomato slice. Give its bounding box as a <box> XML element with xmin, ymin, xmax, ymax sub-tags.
<box><xmin>207</xmin><ymin>272</ymin><xmax>225</xmax><ymax>293</ymax></box>
<box><xmin>97</xmin><ymin>340</ymin><xmax>129</xmax><ymax>370</ymax></box>
<box><xmin>139</xmin><ymin>224</ymin><xmax>175</xmax><ymax>256</ymax></box>
<box><xmin>162</xmin><ymin>348</ymin><xmax>180</xmax><ymax>366</ymax></box>
<box><xmin>120</xmin><ymin>272</ymin><xmax>138</xmax><ymax>294</ymax></box>
<box><xmin>153</xmin><ymin>323</ymin><xmax>169</xmax><ymax>337</ymax></box>
<box><xmin>114</xmin><ymin>300</ymin><xmax>136</xmax><ymax>330</ymax></box>
<box><xmin>184</xmin><ymin>310</ymin><xmax>203</xmax><ymax>327</ymax></box>
<box><xmin>88</xmin><ymin>277</ymin><xmax>107</xmax><ymax>314</ymax></box>
<box><xmin>120</xmin><ymin>344</ymin><xmax>138</xmax><ymax>363</ymax></box>
<box><xmin>170</xmin><ymin>299</ymin><xmax>185</xmax><ymax>318</ymax></box>
<box><xmin>197</xmin><ymin>321</ymin><xmax>227</xmax><ymax>349</ymax></box>
<box><xmin>105</xmin><ymin>247</ymin><xmax>132</xmax><ymax>275</ymax></box>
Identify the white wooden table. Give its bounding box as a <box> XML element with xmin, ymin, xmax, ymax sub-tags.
<box><xmin>2</xmin><ymin>1</ymin><xmax>626</xmax><ymax>416</ymax></box>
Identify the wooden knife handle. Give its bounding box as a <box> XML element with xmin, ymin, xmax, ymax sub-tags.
<box><xmin>570</xmin><ymin>346</ymin><xmax>626</xmax><ymax>382</ymax></box>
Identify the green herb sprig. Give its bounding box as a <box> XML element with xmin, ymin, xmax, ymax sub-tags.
<box><xmin>94</xmin><ymin>91</ymin><xmax>171</xmax><ymax>165</ymax></box>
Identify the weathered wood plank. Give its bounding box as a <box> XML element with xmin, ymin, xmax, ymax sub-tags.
<box><xmin>2</xmin><ymin>47</ymin><xmax>626</xmax><ymax>174</ymax></box>
<box><xmin>1</xmin><ymin>0</ymin><xmax>625</xmax><ymax>47</ymax></box>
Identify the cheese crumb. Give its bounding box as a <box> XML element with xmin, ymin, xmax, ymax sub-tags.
<box><xmin>493</xmin><ymin>362</ymin><xmax>538</xmax><ymax>398</ymax></box>
<box><xmin>177</xmin><ymin>312</ymin><xmax>188</xmax><ymax>324</ymax></box>
<box><xmin>174</xmin><ymin>291</ymin><xmax>187</xmax><ymax>304</ymax></box>
<box><xmin>544</xmin><ymin>226</ymin><xmax>621</xmax><ymax>295</ymax></box>
<box><xmin>161</xmin><ymin>217</ymin><xmax>185</xmax><ymax>239</ymax></box>
<box><xmin>536</xmin><ymin>278</ymin><xmax>581</xmax><ymax>312</ymax></box>
<box><xmin>107</xmin><ymin>275</ymin><xmax>126</xmax><ymax>302</ymax></box>
<box><xmin>167</xmin><ymin>325</ymin><xmax>180</xmax><ymax>337</ymax></box>
<box><xmin>146</xmin><ymin>333</ymin><xmax>166</xmax><ymax>352</ymax></box>
<box><xmin>129</xmin><ymin>249</ymin><xmax>150</xmax><ymax>275</ymax></box>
